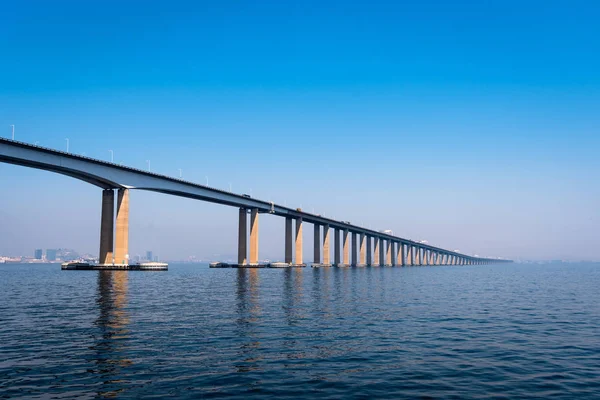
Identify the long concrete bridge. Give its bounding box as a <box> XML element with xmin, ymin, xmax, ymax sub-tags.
<box><xmin>0</xmin><ymin>137</ymin><xmax>511</xmax><ymax>267</ymax></box>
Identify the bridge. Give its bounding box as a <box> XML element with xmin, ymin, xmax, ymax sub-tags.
<box><xmin>0</xmin><ymin>137</ymin><xmax>511</xmax><ymax>267</ymax></box>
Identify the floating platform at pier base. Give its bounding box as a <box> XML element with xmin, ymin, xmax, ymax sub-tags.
<box><xmin>312</xmin><ymin>263</ymin><xmax>333</xmax><ymax>268</ymax></box>
<box><xmin>61</xmin><ymin>262</ymin><xmax>168</xmax><ymax>271</ymax></box>
<box><xmin>336</xmin><ymin>263</ymin><xmax>351</xmax><ymax>268</ymax></box>
<box><xmin>209</xmin><ymin>262</ymin><xmax>307</xmax><ymax>268</ymax></box>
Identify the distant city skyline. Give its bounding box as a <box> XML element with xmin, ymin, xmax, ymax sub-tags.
<box><xmin>1</xmin><ymin>1</ymin><xmax>598</xmax><ymax>261</ymax></box>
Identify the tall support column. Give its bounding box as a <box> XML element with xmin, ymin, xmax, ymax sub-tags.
<box><xmin>323</xmin><ymin>224</ymin><xmax>331</xmax><ymax>265</ymax></box>
<box><xmin>360</xmin><ymin>233</ymin><xmax>366</xmax><ymax>266</ymax></box>
<box><xmin>351</xmin><ymin>232</ymin><xmax>358</xmax><ymax>266</ymax></box>
<box><xmin>285</xmin><ymin>217</ymin><xmax>293</xmax><ymax>264</ymax></box>
<box><xmin>386</xmin><ymin>240</ymin><xmax>393</xmax><ymax>266</ymax></box>
<box><xmin>295</xmin><ymin>217</ymin><xmax>303</xmax><ymax>265</ymax></box>
<box><xmin>379</xmin><ymin>239</ymin><xmax>385</xmax><ymax>267</ymax></box>
<box><xmin>429</xmin><ymin>250</ymin><xmax>435</xmax><ymax>265</ymax></box>
<box><xmin>334</xmin><ymin>229</ymin><xmax>341</xmax><ymax>265</ymax></box>
<box><xmin>405</xmin><ymin>245</ymin><xmax>412</xmax><ymax>266</ymax></box>
<box><xmin>390</xmin><ymin>242</ymin><xmax>397</xmax><ymax>266</ymax></box>
<box><xmin>313</xmin><ymin>224</ymin><xmax>321</xmax><ymax>264</ymax></box>
<box><xmin>114</xmin><ymin>188</ymin><xmax>129</xmax><ymax>265</ymax></box>
<box><xmin>397</xmin><ymin>243</ymin><xmax>405</xmax><ymax>266</ymax></box>
<box><xmin>99</xmin><ymin>189</ymin><xmax>114</xmax><ymax>265</ymax></box>
<box><xmin>238</xmin><ymin>208</ymin><xmax>247</xmax><ymax>265</ymax></box>
<box><xmin>416</xmin><ymin>247</ymin><xmax>422</xmax><ymax>265</ymax></box>
<box><xmin>343</xmin><ymin>230</ymin><xmax>350</xmax><ymax>265</ymax></box>
<box><xmin>366</xmin><ymin>236</ymin><xmax>372</xmax><ymax>266</ymax></box>
<box><xmin>373</xmin><ymin>237</ymin><xmax>380</xmax><ymax>266</ymax></box>
<box><xmin>249</xmin><ymin>208</ymin><xmax>259</xmax><ymax>265</ymax></box>
<box><xmin>422</xmin><ymin>249</ymin><xmax>428</xmax><ymax>266</ymax></box>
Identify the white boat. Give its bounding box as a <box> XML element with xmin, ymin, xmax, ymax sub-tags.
<box><xmin>269</xmin><ymin>262</ymin><xmax>290</xmax><ymax>268</ymax></box>
<box><xmin>136</xmin><ymin>262</ymin><xmax>168</xmax><ymax>270</ymax></box>
<box><xmin>209</xmin><ymin>262</ymin><xmax>231</xmax><ymax>268</ymax></box>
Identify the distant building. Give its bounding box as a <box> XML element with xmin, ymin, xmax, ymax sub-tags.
<box><xmin>46</xmin><ymin>249</ymin><xmax>57</xmax><ymax>261</ymax></box>
<box><xmin>146</xmin><ymin>251</ymin><xmax>153</xmax><ymax>261</ymax></box>
<box><xmin>153</xmin><ymin>255</ymin><xmax>159</xmax><ymax>262</ymax></box>
<box><xmin>34</xmin><ymin>249</ymin><xmax>43</xmax><ymax>260</ymax></box>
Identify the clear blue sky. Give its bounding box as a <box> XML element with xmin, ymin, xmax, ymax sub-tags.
<box><xmin>1</xmin><ymin>0</ymin><xmax>599</xmax><ymax>261</ymax></box>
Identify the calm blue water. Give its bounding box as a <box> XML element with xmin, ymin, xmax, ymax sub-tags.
<box><xmin>1</xmin><ymin>262</ymin><xmax>599</xmax><ymax>399</ymax></box>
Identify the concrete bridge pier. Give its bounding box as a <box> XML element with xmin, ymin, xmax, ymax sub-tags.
<box><xmin>99</xmin><ymin>189</ymin><xmax>115</xmax><ymax>265</ymax></box>
<box><xmin>386</xmin><ymin>240</ymin><xmax>393</xmax><ymax>266</ymax></box>
<box><xmin>249</xmin><ymin>208</ymin><xmax>259</xmax><ymax>265</ymax></box>
<box><xmin>397</xmin><ymin>243</ymin><xmax>404</xmax><ymax>266</ymax></box>
<box><xmin>238</xmin><ymin>208</ymin><xmax>248</xmax><ymax>265</ymax></box>
<box><xmin>322</xmin><ymin>224</ymin><xmax>331</xmax><ymax>266</ymax></box>
<box><xmin>390</xmin><ymin>242</ymin><xmax>397</xmax><ymax>266</ymax></box>
<box><xmin>285</xmin><ymin>217</ymin><xmax>293</xmax><ymax>264</ymax></box>
<box><xmin>313</xmin><ymin>224</ymin><xmax>321</xmax><ymax>265</ymax></box>
<box><xmin>366</xmin><ymin>236</ymin><xmax>372</xmax><ymax>266</ymax></box>
<box><xmin>405</xmin><ymin>245</ymin><xmax>412</xmax><ymax>266</ymax></box>
<box><xmin>359</xmin><ymin>233</ymin><xmax>366</xmax><ymax>266</ymax></box>
<box><xmin>342</xmin><ymin>229</ymin><xmax>350</xmax><ymax>266</ymax></box>
<box><xmin>351</xmin><ymin>232</ymin><xmax>358</xmax><ymax>266</ymax></box>
<box><xmin>373</xmin><ymin>238</ymin><xmax>380</xmax><ymax>266</ymax></box>
<box><xmin>295</xmin><ymin>217</ymin><xmax>303</xmax><ymax>266</ymax></box>
<box><xmin>114</xmin><ymin>188</ymin><xmax>130</xmax><ymax>265</ymax></box>
<box><xmin>334</xmin><ymin>229</ymin><xmax>341</xmax><ymax>266</ymax></box>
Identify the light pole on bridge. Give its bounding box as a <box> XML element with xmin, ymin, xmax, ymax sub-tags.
<box><xmin>146</xmin><ymin>160</ymin><xmax>151</xmax><ymax>172</ymax></box>
<box><xmin>10</xmin><ymin>125</ymin><xmax>14</xmax><ymax>140</ymax></box>
<box><xmin>109</xmin><ymin>150</ymin><xmax>114</xmax><ymax>162</ymax></box>
<box><xmin>65</xmin><ymin>138</ymin><xmax>69</xmax><ymax>153</ymax></box>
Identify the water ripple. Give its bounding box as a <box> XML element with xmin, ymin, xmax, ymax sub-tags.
<box><xmin>1</xmin><ymin>263</ymin><xmax>600</xmax><ymax>398</ymax></box>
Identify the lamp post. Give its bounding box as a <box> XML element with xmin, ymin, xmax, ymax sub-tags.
<box><xmin>146</xmin><ymin>160</ymin><xmax>151</xmax><ymax>171</ymax></box>
<box><xmin>178</xmin><ymin>168</ymin><xmax>182</xmax><ymax>178</ymax></box>
<box><xmin>109</xmin><ymin>150</ymin><xmax>114</xmax><ymax>162</ymax></box>
<box><xmin>65</xmin><ymin>138</ymin><xmax>69</xmax><ymax>152</ymax></box>
<box><xmin>10</xmin><ymin>125</ymin><xmax>14</xmax><ymax>140</ymax></box>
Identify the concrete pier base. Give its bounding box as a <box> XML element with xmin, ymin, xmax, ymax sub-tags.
<box><xmin>62</xmin><ymin>262</ymin><xmax>167</xmax><ymax>271</ymax></box>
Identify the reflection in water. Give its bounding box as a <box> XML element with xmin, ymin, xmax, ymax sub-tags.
<box><xmin>282</xmin><ymin>267</ymin><xmax>304</xmax><ymax>326</ymax></box>
<box><xmin>282</xmin><ymin>268</ymin><xmax>306</xmax><ymax>364</ymax></box>
<box><xmin>93</xmin><ymin>271</ymin><xmax>131</xmax><ymax>398</ymax></box>
<box><xmin>235</xmin><ymin>269</ymin><xmax>262</xmax><ymax>373</ymax></box>
<box><xmin>312</xmin><ymin>267</ymin><xmax>331</xmax><ymax>319</ymax></box>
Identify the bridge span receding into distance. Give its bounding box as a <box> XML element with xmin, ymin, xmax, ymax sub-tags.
<box><xmin>0</xmin><ymin>137</ymin><xmax>512</xmax><ymax>267</ymax></box>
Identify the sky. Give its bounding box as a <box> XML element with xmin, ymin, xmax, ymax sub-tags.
<box><xmin>0</xmin><ymin>0</ymin><xmax>599</xmax><ymax>261</ymax></box>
